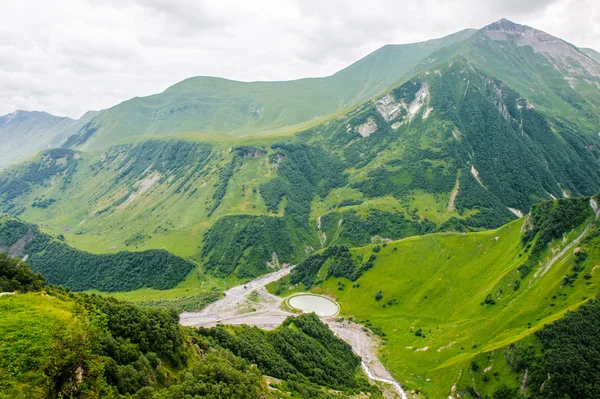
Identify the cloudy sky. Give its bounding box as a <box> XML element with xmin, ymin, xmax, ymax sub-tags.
<box><xmin>2</xmin><ymin>0</ymin><xmax>599</xmax><ymax>118</ymax></box>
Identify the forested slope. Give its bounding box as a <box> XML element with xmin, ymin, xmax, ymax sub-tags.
<box><xmin>0</xmin><ymin>217</ymin><xmax>193</xmax><ymax>292</ymax></box>
<box><xmin>0</xmin><ymin>257</ymin><xmax>379</xmax><ymax>399</ymax></box>
<box><xmin>2</xmin><ymin>57</ymin><xmax>600</xmax><ymax>285</ymax></box>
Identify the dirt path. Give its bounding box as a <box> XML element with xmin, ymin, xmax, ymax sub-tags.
<box><xmin>180</xmin><ymin>268</ymin><xmax>407</xmax><ymax>398</ymax></box>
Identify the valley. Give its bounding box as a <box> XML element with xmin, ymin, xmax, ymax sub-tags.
<box><xmin>2</xmin><ymin>16</ymin><xmax>600</xmax><ymax>399</ymax></box>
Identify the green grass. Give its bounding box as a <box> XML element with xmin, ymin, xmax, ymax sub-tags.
<box><xmin>106</xmin><ymin>267</ymin><xmax>231</xmax><ymax>303</ymax></box>
<box><xmin>0</xmin><ymin>292</ymin><xmax>78</xmax><ymax>397</ymax></box>
<box><xmin>68</xmin><ymin>30</ymin><xmax>476</xmax><ymax>152</ymax></box>
<box><xmin>271</xmin><ymin>216</ymin><xmax>600</xmax><ymax>397</ymax></box>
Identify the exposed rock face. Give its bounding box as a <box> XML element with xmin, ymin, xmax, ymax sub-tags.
<box><xmin>375</xmin><ymin>82</ymin><xmax>432</xmax><ymax>128</ymax></box>
<box><xmin>482</xmin><ymin>19</ymin><xmax>600</xmax><ymax>78</ymax></box>
<box><xmin>376</xmin><ymin>94</ymin><xmax>404</xmax><ymax>122</ymax></box>
<box><xmin>356</xmin><ymin>117</ymin><xmax>377</xmax><ymax>137</ymax></box>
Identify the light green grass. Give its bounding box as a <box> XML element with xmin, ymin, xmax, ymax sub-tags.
<box><xmin>282</xmin><ymin>217</ymin><xmax>600</xmax><ymax>397</ymax></box>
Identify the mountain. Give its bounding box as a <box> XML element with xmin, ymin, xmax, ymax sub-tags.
<box><xmin>0</xmin><ymin>258</ymin><xmax>374</xmax><ymax>398</ymax></box>
<box><xmin>0</xmin><ymin>110</ymin><xmax>100</xmax><ymax>170</ymax></box>
<box><xmin>2</xmin><ymin>55</ymin><xmax>600</xmax><ymax>285</ymax></box>
<box><xmin>63</xmin><ymin>29</ymin><xmax>475</xmax><ymax>151</ymax></box>
<box><xmin>2</xmin><ymin>17</ymin><xmax>600</xmax><ymax>399</ymax></box>
<box><xmin>414</xmin><ymin>19</ymin><xmax>600</xmax><ymax>130</ymax></box>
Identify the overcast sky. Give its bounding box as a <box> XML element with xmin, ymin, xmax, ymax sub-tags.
<box><xmin>2</xmin><ymin>0</ymin><xmax>599</xmax><ymax>118</ymax></box>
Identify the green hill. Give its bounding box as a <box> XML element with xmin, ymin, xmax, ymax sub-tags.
<box><xmin>63</xmin><ymin>30</ymin><xmax>475</xmax><ymax>151</ymax></box>
<box><xmin>0</xmin><ymin>217</ymin><xmax>194</xmax><ymax>292</ymax></box>
<box><xmin>268</xmin><ymin>196</ymin><xmax>600</xmax><ymax>397</ymax></box>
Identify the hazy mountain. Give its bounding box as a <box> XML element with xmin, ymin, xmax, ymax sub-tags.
<box><xmin>580</xmin><ymin>47</ymin><xmax>600</xmax><ymax>64</ymax></box>
<box><xmin>0</xmin><ymin>110</ymin><xmax>100</xmax><ymax>170</ymax></box>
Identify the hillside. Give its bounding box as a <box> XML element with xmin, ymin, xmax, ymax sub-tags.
<box><xmin>62</xmin><ymin>30</ymin><xmax>475</xmax><ymax>151</ymax></box>
<box><xmin>268</xmin><ymin>196</ymin><xmax>600</xmax><ymax>397</ymax></box>
<box><xmin>580</xmin><ymin>47</ymin><xmax>600</xmax><ymax>64</ymax></box>
<box><xmin>0</xmin><ymin>257</ymin><xmax>378</xmax><ymax>399</ymax></box>
<box><xmin>0</xmin><ymin>110</ymin><xmax>99</xmax><ymax>170</ymax></box>
<box><xmin>0</xmin><ymin>217</ymin><xmax>194</xmax><ymax>292</ymax></box>
<box><xmin>2</xmin><ymin>55</ymin><xmax>600</xmax><ymax>286</ymax></box>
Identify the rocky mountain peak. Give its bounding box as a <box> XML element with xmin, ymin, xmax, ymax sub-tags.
<box><xmin>480</xmin><ymin>18</ymin><xmax>600</xmax><ymax>78</ymax></box>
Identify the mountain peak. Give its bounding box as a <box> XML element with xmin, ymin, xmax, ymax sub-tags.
<box><xmin>478</xmin><ymin>18</ymin><xmax>600</xmax><ymax>78</ymax></box>
<box><xmin>485</xmin><ymin>18</ymin><xmax>522</xmax><ymax>30</ymax></box>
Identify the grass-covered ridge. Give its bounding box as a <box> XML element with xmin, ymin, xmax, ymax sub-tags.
<box><xmin>269</xmin><ymin>196</ymin><xmax>600</xmax><ymax>397</ymax></box>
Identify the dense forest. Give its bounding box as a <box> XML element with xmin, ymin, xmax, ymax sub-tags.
<box><xmin>0</xmin><ymin>218</ymin><xmax>193</xmax><ymax>292</ymax></box>
<box><xmin>198</xmin><ymin>314</ymin><xmax>375</xmax><ymax>396</ymax></box>
<box><xmin>508</xmin><ymin>299</ymin><xmax>600</xmax><ymax>398</ymax></box>
<box><xmin>0</xmin><ymin>258</ymin><xmax>380</xmax><ymax>399</ymax></box>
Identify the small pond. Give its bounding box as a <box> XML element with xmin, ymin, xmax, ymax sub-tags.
<box><xmin>287</xmin><ymin>294</ymin><xmax>339</xmax><ymax>317</ymax></box>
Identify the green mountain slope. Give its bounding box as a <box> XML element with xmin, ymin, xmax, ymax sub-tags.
<box><xmin>2</xmin><ymin>56</ymin><xmax>600</xmax><ymax>286</ymax></box>
<box><xmin>269</xmin><ymin>196</ymin><xmax>600</xmax><ymax>397</ymax></box>
<box><xmin>64</xmin><ymin>30</ymin><xmax>475</xmax><ymax>151</ymax></box>
<box><xmin>0</xmin><ymin>216</ymin><xmax>194</xmax><ymax>292</ymax></box>
<box><xmin>0</xmin><ymin>110</ymin><xmax>99</xmax><ymax>170</ymax></box>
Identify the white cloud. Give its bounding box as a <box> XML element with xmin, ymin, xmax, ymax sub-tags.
<box><xmin>1</xmin><ymin>0</ymin><xmax>598</xmax><ymax>118</ymax></box>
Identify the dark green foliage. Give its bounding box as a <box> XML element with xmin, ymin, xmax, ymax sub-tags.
<box><xmin>0</xmin><ymin>218</ymin><xmax>29</xmax><ymax>247</ymax></box>
<box><xmin>112</xmin><ymin>140</ymin><xmax>211</xmax><ymax>182</ymax></box>
<box><xmin>62</xmin><ymin>122</ymin><xmax>98</xmax><ymax>148</ymax></box>
<box><xmin>260</xmin><ymin>177</ymin><xmax>289</xmax><ymax>212</ymax></box>
<box><xmin>124</xmin><ymin>233</ymin><xmax>151</xmax><ymax>247</ymax></box>
<box><xmin>198</xmin><ymin>313</ymin><xmax>372</xmax><ymax>393</ymax></box>
<box><xmin>509</xmin><ymin>300</ymin><xmax>600</xmax><ymax>398</ymax></box>
<box><xmin>518</xmin><ymin>197</ymin><xmax>591</xmax><ymax>278</ymax></box>
<box><xmin>447</xmin><ymin>172</ymin><xmax>515</xmax><ymax>229</ymax></box>
<box><xmin>145</xmin><ymin>350</ymin><xmax>267</xmax><ymax>399</ymax></box>
<box><xmin>321</xmin><ymin>209</ymin><xmax>435</xmax><ymax>247</ymax></box>
<box><xmin>482</xmin><ymin>294</ymin><xmax>496</xmax><ymax>305</ymax></box>
<box><xmin>202</xmin><ymin>215</ymin><xmax>294</xmax><ymax>278</ymax></box>
<box><xmin>375</xmin><ymin>291</ymin><xmax>383</xmax><ymax>301</ymax></box>
<box><xmin>208</xmin><ymin>156</ymin><xmax>236</xmax><ymax>216</ymax></box>
<box><xmin>0</xmin><ymin>252</ymin><xmax>44</xmax><ymax>293</ymax></box>
<box><xmin>291</xmin><ymin>246</ymin><xmax>366</xmax><ymax>288</ymax></box>
<box><xmin>0</xmin><ymin>218</ymin><xmax>193</xmax><ymax>292</ymax></box>
<box><xmin>493</xmin><ymin>386</ymin><xmax>516</xmax><ymax>399</ymax></box>
<box><xmin>522</xmin><ymin>197</ymin><xmax>591</xmax><ymax>256</ymax></box>
<box><xmin>78</xmin><ymin>293</ymin><xmax>187</xmax><ymax>366</ymax></box>
<box><xmin>261</xmin><ymin>144</ymin><xmax>348</xmax><ymax>227</ymax></box>
<box><xmin>31</xmin><ymin>196</ymin><xmax>55</xmax><ymax>208</ymax></box>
